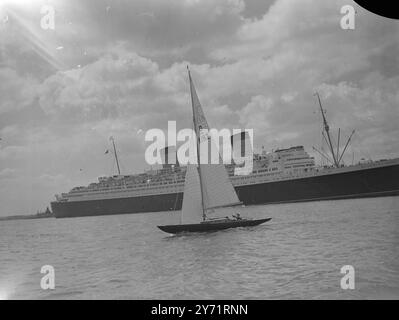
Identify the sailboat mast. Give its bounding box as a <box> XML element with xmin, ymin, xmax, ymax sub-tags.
<box><xmin>315</xmin><ymin>92</ymin><xmax>339</xmax><ymax>167</ymax></box>
<box><xmin>187</xmin><ymin>67</ymin><xmax>206</xmax><ymax>221</ymax></box>
<box><xmin>110</xmin><ymin>136</ymin><xmax>121</xmax><ymax>175</ymax></box>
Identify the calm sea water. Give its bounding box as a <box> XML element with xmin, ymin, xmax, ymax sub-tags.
<box><xmin>0</xmin><ymin>197</ymin><xmax>398</xmax><ymax>300</ymax></box>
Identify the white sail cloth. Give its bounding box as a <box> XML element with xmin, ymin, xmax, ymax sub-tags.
<box><xmin>181</xmin><ymin>164</ymin><xmax>203</xmax><ymax>224</ymax></box>
<box><xmin>182</xmin><ymin>70</ymin><xmax>241</xmax><ymax>219</ymax></box>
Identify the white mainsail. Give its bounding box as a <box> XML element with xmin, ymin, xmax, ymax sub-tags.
<box><xmin>187</xmin><ymin>68</ymin><xmax>241</xmax><ymax>216</ymax></box>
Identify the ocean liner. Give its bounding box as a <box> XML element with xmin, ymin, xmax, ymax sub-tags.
<box><xmin>51</xmin><ymin>91</ymin><xmax>399</xmax><ymax>219</ymax></box>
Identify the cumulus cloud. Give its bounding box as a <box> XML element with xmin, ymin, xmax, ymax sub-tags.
<box><xmin>0</xmin><ymin>168</ymin><xmax>16</xmax><ymax>179</ymax></box>
<box><xmin>39</xmin><ymin>47</ymin><xmax>159</xmax><ymax>121</ymax></box>
<box><xmin>0</xmin><ymin>68</ymin><xmax>38</xmax><ymax>114</ymax></box>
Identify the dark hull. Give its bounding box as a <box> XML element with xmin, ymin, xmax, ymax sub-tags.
<box><xmin>158</xmin><ymin>218</ymin><xmax>271</xmax><ymax>234</ymax></box>
<box><xmin>52</xmin><ymin>162</ymin><xmax>399</xmax><ymax>218</ymax></box>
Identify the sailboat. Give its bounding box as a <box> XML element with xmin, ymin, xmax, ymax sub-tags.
<box><xmin>157</xmin><ymin>68</ymin><xmax>271</xmax><ymax>234</ymax></box>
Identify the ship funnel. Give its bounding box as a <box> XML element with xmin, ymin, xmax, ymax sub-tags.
<box><xmin>230</xmin><ymin>131</ymin><xmax>253</xmax><ymax>175</ymax></box>
<box><xmin>160</xmin><ymin>146</ymin><xmax>179</xmax><ymax>169</ymax></box>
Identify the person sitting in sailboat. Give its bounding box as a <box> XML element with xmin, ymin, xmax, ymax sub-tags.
<box><xmin>232</xmin><ymin>213</ymin><xmax>242</xmax><ymax>220</ymax></box>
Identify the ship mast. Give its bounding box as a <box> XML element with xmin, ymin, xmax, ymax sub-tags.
<box><xmin>315</xmin><ymin>92</ymin><xmax>339</xmax><ymax>167</ymax></box>
<box><xmin>314</xmin><ymin>93</ymin><xmax>355</xmax><ymax>168</ymax></box>
<box><xmin>110</xmin><ymin>136</ymin><xmax>121</xmax><ymax>175</ymax></box>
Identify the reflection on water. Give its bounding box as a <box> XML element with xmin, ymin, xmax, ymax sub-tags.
<box><xmin>0</xmin><ymin>196</ymin><xmax>398</xmax><ymax>299</ymax></box>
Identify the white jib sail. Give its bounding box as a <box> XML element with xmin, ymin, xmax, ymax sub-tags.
<box><xmin>181</xmin><ymin>164</ymin><xmax>203</xmax><ymax>224</ymax></box>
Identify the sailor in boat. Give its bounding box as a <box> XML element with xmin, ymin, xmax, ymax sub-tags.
<box><xmin>232</xmin><ymin>213</ymin><xmax>242</xmax><ymax>220</ymax></box>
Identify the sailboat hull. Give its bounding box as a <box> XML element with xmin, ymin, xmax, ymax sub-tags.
<box><xmin>157</xmin><ymin>218</ymin><xmax>271</xmax><ymax>234</ymax></box>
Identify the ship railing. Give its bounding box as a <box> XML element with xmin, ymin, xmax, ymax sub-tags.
<box><xmin>66</xmin><ymin>184</ymin><xmax>185</xmax><ymax>198</ymax></box>
<box><xmin>66</xmin><ymin>180</ymin><xmax>186</xmax><ymax>196</ymax></box>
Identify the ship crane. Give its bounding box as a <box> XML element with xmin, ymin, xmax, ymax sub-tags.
<box><xmin>313</xmin><ymin>92</ymin><xmax>355</xmax><ymax>168</ymax></box>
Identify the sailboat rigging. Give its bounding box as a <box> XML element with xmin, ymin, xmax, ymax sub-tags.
<box><xmin>157</xmin><ymin>67</ymin><xmax>271</xmax><ymax>234</ymax></box>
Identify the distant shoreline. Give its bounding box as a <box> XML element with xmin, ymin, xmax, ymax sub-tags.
<box><xmin>0</xmin><ymin>213</ymin><xmax>54</xmax><ymax>221</ymax></box>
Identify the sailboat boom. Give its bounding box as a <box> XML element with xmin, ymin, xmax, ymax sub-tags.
<box><xmin>205</xmin><ymin>202</ymin><xmax>243</xmax><ymax>211</ymax></box>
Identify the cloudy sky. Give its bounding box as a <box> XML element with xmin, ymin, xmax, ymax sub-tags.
<box><xmin>0</xmin><ymin>0</ymin><xmax>398</xmax><ymax>216</ymax></box>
